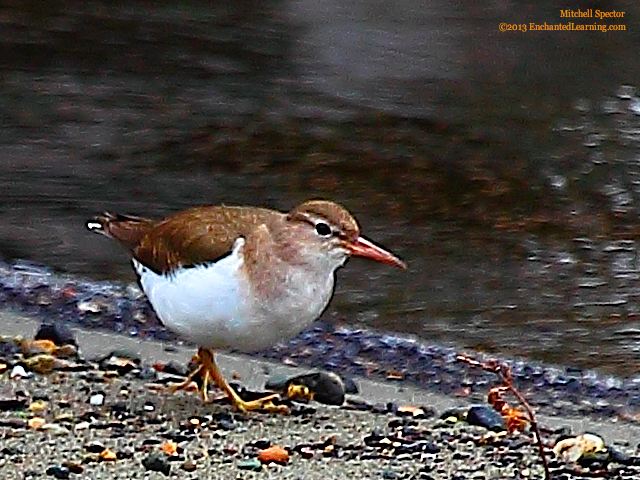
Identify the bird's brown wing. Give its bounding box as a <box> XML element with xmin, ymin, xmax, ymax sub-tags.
<box><xmin>131</xmin><ymin>206</ymin><xmax>282</xmax><ymax>274</ymax></box>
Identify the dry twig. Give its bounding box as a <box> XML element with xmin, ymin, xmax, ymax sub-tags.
<box><xmin>457</xmin><ymin>354</ymin><xmax>551</xmax><ymax>480</ymax></box>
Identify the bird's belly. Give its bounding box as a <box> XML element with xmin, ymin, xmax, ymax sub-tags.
<box><xmin>133</xmin><ymin>257</ymin><xmax>323</xmax><ymax>352</ymax></box>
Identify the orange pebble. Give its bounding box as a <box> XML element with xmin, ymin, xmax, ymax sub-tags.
<box><xmin>257</xmin><ymin>445</ymin><xmax>289</xmax><ymax>465</ymax></box>
<box><xmin>161</xmin><ymin>440</ymin><xmax>178</xmax><ymax>456</ymax></box>
<box><xmin>99</xmin><ymin>449</ymin><xmax>118</xmax><ymax>461</ymax></box>
<box><xmin>28</xmin><ymin>417</ymin><xmax>46</xmax><ymax>430</ymax></box>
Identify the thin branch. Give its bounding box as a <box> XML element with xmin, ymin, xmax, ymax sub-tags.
<box><xmin>457</xmin><ymin>354</ymin><xmax>551</xmax><ymax>480</ymax></box>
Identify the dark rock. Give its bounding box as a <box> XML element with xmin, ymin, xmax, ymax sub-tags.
<box><xmin>466</xmin><ymin>405</ymin><xmax>507</xmax><ymax>432</ymax></box>
<box><xmin>266</xmin><ymin>371</ymin><xmax>346</xmax><ymax>405</ymax></box>
<box><xmin>0</xmin><ymin>419</ymin><xmax>27</xmax><ymax>429</ymax></box>
<box><xmin>345</xmin><ymin>397</ymin><xmax>373</xmax><ymax>411</ymax></box>
<box><xmin>215</xmin><ymin>417</ymin><xmax>235</xmax><ymax>430</ymax></box>
<box><xmin>84</xmin><ymin>442</ymin><xmax>106</xmax><ymax>454</ymax></box>
<box><xmin>64</xmin><ymin>463</ymin><xmax>84</xmax><ymax>474</ymax></box>
<box><xmin>45</xmin><ymin>466</ymin><xmax>70</xmax><ymax>479</ymax></box>
<box><xmin>137</xmin><ymin>366</ymin><xmax>158</xmax><ymax>380</ymax></box>
<box><xmin>1</xmin><ymin>446</ymin><xmax>22</xmax><ymax>456</ymax></box>
<box><xmin>609</xmin><ymin>447</ymin><xmax>635</xmax><ymax>465</ymax></box>
<box><xmin>0</xmin><ymin>397</ymin><xmax>27</xmax><ymax>411</ymax></box>
<box><xmin>142</xmin><ymin>453</ymin><xmax>171</xmax><ymax>476</ymax></box>
<box><xmin>35</xmin><ymin>322</ymin><xmax>76</xmax><ymax>346</ymax></box>
<box><xmin>439</xmin><ymin>407</ymin><xmax>468</xmax><ymax>422</ymax></box>
<box><xmin>246</xmin><ymin>439</ymin><xmax>271</xmax><ymax>450</ymax></box>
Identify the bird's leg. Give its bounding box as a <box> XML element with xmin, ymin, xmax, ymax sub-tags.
<box><xmin>198</xmin><ymin>349</ymin><xmax>288</xmax><ymax>414</ymax></box>
<box><xmin>167</xmin><ymin>349</ymin><xmax>211</xmax><ymax>401</ymax></box>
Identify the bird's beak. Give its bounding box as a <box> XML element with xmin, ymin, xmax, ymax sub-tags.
<box><xmin>345</xmin><ymin>236</ymin><xmax>407</xmax><ymax>269</ymax></box>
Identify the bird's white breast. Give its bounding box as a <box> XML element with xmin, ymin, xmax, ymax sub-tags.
<box><xmin>133</xmin><ymin>238</ymin><xmax>334</xmax><ymax>351</ymax></box>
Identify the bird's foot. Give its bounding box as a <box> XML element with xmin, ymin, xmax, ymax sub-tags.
<box><xmin>166</xmin><ymin>358</ymin><xmax>212</xmax><ymax>401</ymax></box>
<box><xmin>170</xmin><ymin>348</ymin><xmax>290</xmax><ymax>413</ymax></box>
<box><xmin>230</xmin><ymin>392</ymin><xmax>289</xmax><ymax>414</ymax></box>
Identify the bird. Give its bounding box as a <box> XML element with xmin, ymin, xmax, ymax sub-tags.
<box><xmin>86</xmin><ymin>199</ymin><xmax>406</xmax><ymax>412</ymax></box>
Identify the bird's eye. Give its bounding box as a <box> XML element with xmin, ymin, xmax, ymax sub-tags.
<box><xmin>315</xmin><ymin>222</ymin><xmax>332</xmax><ymax>237</ymax></box>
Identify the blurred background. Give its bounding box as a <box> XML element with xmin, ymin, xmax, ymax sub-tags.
<box><xmin>0</xmin><ymin>0</ymin><xmax>639</xmax><ymax>376</ymax></box>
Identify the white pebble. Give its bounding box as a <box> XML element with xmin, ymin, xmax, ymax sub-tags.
<box><xmin>10</xmin><ymin>365</ymin><xmax>31</xmax><ymax>379</ymax></box>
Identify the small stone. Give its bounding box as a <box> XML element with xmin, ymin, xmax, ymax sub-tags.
<box><xmin>267</xmin><ymin>371</ymin><xmax>346</xmax><ymax>406</ymax></box>
<box><xmin>24</xmin><ymin>354</ymin><xmax>67</xmax><ymax>374</ymax></box>
<box><xmin>257</xmin><ymin>445</ymin><xmax>289</xmax><ymax>465</ymax></box>
<box><xmin>46</xmin><ymin>465</ymin><xmax>70</xmax><ymax>479</ymax></box>
<box><xmin>0</xmin><ymin>397</ymin><xmax>27</xmax><ymax>411</ymax></box>
<box><xmin>396</xmin><ymin>405</ymin><xmax>427</xmax><ymax>418</ymax></box>
<box><xmin>29</xmin><ymin>400</ymin><xmax>48</xmax><ymax>412</ymax></box>
<box><xmin>35</xmin><ymin>322</ymin><xmax>77</xmax><ymax>347</ymax></box>
<box><xmin>89</xmin><ymin>393</ymin><xmax>105</xmax><ymax>406</ymax></box>
<box><xmin>99</xmin><ymin>355</ymin><xmax>138</xmax><ymax>375</ymax></box>
<box><xmin>21</xmin><ymin>339</ymin><xmax>58</xmax><ymax>356</ymax></box>
<box><xmin>237</xmin><ymin>458</ymin><xmax>262</xmax><ymax>471</ymax></box>
<box><xmin>85</xmin><ymin>442</ymin><xmax>106</xmax><ymax>453</ymax></box>
<box><xmin>344</xmin><ymin>397</ymin><xmax>372</xmax><ymax>411</ymax></box>
<box><xmin>181</xmin><ymin>460</ymin><xmax>197</xmax><ymax>471</ymax></box>
<box><xmin>466</xmin><ymin>405</ymin><xmax>507</xmax><ymax>432</ymax></box>
<box><xmin>137</xmin><ymin>367</ymin><xmax>158</xmax><ymax>381</ymax></box>
<box><xmin>218</xmin><ymin>418</ymin><xmax>236</xmax><ymax>431</ymax></box>
<box><xmin>160</xmin><ymin>440</ymin><xmax>178</xmax><ymax>456</ymax></box>
<box><xmin>10</xmin><ymin>365</ymin><xmax>32</xmax><ymax>379</ymax></box>
<box><xmin>553</xmin><ymin>433</ymin><xmax>606</xmax><ymax>463</ymax></box>
<box><xmin>99</xmin><ymin>449</ymin><xmax>118</xmax><ymax>461</ymax></box>
<box><xmin>1</xmin><ymin>446</ymin><xmax>22</xmax><ymax>456</ymax></box>
<box><xmin>142</xmin><ymin>453</ymin><xmax>171</xmax><ymax>476</ymax></box>
<box><xmin>28</xmin><ymin>417</ymin><xmax>46</xmax><ymax>430</ymax></box>
<box><xmin>64</xmin><ymin>462</ymin><xmax>84</xmax><ymax>474</ymax></box>
<box><xmin>298</xmin><ymin>446</ymin><xmax>315</xmax><ymax>459</ymax></box>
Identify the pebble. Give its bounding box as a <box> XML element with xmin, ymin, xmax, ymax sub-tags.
<box><xmin>45</xmin><ymin>466</ymin><xmax>70</xmax><ymax>479</ymax></box>
<box><xmin>10</xmin><ymin>365</ymin><xmax>32</xmax><ymax>379</ymax></box>
<box><xmin>85</xmin><ymin>442</ymin><xmax>106</xmax><ymax>454</ymax></box>
<box><xmin>142</xmin><ymin>453</ymin><xmax>171</xmax><ymax>476</ymax></box>
<box><xmin>267</xmin><ymin>371</ymin><xmax>346</xmax><ymax>405</ymax></box>
<box><xmin>89</xmin><ymin>393</ymin><xmax>105</xmax><ymax>406</ymax></box>
<box><xmin>0</xmin><ymin>397</ymin><xmax>27</xmax><ymax>411</ymax></box>
<box><xmin>35</xmin><ymin>322</ymin><xmax>76</xmax><ymax>346</ymax></box>
<box><xmin>466</xmin><ymin>405</ymin><xmax>508</xmax><ymax>432</ymax></box>
<box><xmin>257</xmin><ymin>445</ymin><xmax>289</xmax><ymax>465</ymax></box>
<box><xmin>237</xmin><ymin>458</ymin><xmax>262</xmax><ymax>471</ymax></box>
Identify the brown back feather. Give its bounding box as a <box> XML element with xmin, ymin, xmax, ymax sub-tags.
<box><xmin>89</xmin><ymin>200</ymin><xmax>356</xmax><ymax>274</ymax></box>
<box><xmin>89</xmin><ymin>206</ymin><xmax>285</xmax><ymax>274</ymax></box>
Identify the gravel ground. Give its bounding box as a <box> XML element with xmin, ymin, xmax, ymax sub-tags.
<box><xmin>1</xmin><ymin>312</ymin><xmax>640</xmax><ymax>480</ymax></box>
<box><xmin>2</xmin><ymin>260</ymin><xmax>640</xmax><ymax>424</ymax></box>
